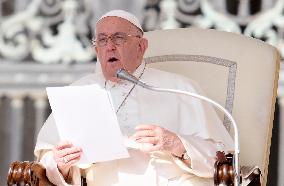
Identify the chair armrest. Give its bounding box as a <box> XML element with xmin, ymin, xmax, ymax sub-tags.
<box><xmin>7</xmin><ymin>161</ymin><xmax>55</xmax><ymax>186</ymax></box>
<box><xmin>214</xmin><ymin>151</ymin><xmax>261</xmax><ymax>186</ymax></box>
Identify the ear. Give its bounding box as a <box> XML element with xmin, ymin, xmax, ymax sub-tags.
<box><xmin>138</xmin><ymin>38</ymin><xmax>148</xmax><ymax>56</ymax></box>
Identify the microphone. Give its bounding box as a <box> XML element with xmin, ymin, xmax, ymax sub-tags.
<box><xmin>116</xmin><ymin>68</ymin><xmax>241</xmax><ymax>186</ymax></box>
<box><xmin>116</xmin><ymin>69</ymin><xmax>147</xmax><ymax>87</ymax></box>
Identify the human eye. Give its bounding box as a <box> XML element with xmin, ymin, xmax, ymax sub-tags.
<box><xmin>95</xmin><ymin>37</ymin><xmax>107</xmax><ymax>46</ymax></box>
<box><xmin>113</xmin><ymin>33</ymin><xmax>126</xmax><ymax>44</ymax></box>
<box><xmin>98</xmin><ymin>37</ymin><xmax>107</xmax><ymax>42</ymax></box>
<box><xmin>114</xmin><ymin>34</ymin><xmax>125</xmax><ymax>40</ymax></box>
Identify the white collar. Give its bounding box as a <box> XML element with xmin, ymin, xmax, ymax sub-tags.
<box><xmin>105</xmin><ymin>61</ymin><xmax>146</xmax><ymax>89</ymax></box>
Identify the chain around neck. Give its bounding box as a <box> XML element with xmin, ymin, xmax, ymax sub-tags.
<box><xmin>104</xmin><ymin>64</ymin><xmax>146</xmax><ymax>114</ymax></box>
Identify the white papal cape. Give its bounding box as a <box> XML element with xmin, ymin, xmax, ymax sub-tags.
<box><xmin>35</xmin><ymin>61</ymin><xmax>234</xmax><ymax>186</ymax></box>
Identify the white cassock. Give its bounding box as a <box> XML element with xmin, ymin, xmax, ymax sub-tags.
<box><xmin>34</xmin><ymin>61</ymin><xmax>234</xmax><ymax>186</ymax></box>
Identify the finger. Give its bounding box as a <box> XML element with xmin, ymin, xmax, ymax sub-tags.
<box><xmin>65</xmin><ymin>157</ymin><xmax>81</xmax><ymax>167</ymax></box>
<box><xmin>57</xmin><ymin>160</ymin><xmax>72</xmax><ymax>171</ymax></box>
<box><xmin>56</xmin><ymin>147</ymin><xmax>82</xmax><ymax>158</ymax></box>
<box><xmin>57</xmin><ymin>152</ymin><xmax>81</xmax><ymax>167</ymax></box>
<box><xmin>138</xmin><ymin>143</ymin><xmax>162</xmax><ymax>152</ymax></box>
<box><xmin>65</xmin><ymin>151</ymin><xmax>82</xmax><ymax>162</ymax></box>
<box><xmin>135</xmin><ymin>137</ymin><xmax>158</xmax><ymax>145</ymax></box>
<box><xmin>133</xmin><ymin>130</ymin><xmax>155</xmax><ymax>138</ymax></box>
<box><xmin>135</xmin><ymin>124</ymin><xmax>156</xmax><ymax>131</ymax></box>
<box><xmin>54</xmin><ymin>141</ymin><xmax>73</xmax><ymax>150</ymax></box>
<box><xmin>54</xmin><ymin>154</ymin><xmax>68</xmax><ymax>164</ymax></box>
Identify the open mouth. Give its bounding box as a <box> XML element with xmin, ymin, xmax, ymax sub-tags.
<box><xmin>108</xmin><ymin>57</ymin><xmax>119</xmax><ymax>63</ymax></box>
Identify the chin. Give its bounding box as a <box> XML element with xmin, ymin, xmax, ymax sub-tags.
<box><xmin>109</xmin><ymin>77</ymin><xmax>119</xmax><ymax>82</ymax></box>
<box><xmin>103</xmin><ymin>71</ymin><xmax>117</xmax><ymax>81</ymax></box>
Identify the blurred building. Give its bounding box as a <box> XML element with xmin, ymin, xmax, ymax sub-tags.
<box><xmin>0</xmin><ymin>0</ymin><xmax>283</xmax><ymax>185</ymax></box>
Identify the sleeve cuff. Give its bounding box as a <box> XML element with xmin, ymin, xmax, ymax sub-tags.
<box><xmin>40</xmin><ymin>151</ymin><xmax>81</xmax><ymax>186</ymax></box>
<box><xmin>172</xmin><ymin>135</ymin><xmax>218</xmax><ymax>178</ymax></box>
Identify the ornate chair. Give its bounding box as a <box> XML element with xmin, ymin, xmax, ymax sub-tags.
<box><xmin>7</xmin><ymin>28</ymin><xmax>279</xmax><ymax>185</ymax></box>
<box><xmin>144</xmin><ymin>28</ymin><xmax>279</xmax><ymax>185</ymax></box>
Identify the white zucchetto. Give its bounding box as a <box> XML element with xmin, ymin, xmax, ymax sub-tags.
<box><xmin>97</xmin><ymin>10</ymin><xmax>143</xmax><ymax>32</ymax></box>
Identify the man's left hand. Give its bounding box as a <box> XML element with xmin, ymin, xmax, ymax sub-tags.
<box><xmin>132</xmin><ymin>124</ymin><xmax>185</xmax><ymax>157</ymax></box>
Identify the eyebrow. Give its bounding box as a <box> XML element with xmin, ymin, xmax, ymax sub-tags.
<box><xmin>97</xmin><ymin>33</ymin><xmax>108</xmax><ymax>37</ymax></box>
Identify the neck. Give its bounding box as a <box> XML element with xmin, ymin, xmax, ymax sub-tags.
<box><xmin>105</xmin><ymin>61</ymin><xmax>144</xmax><ymax>83</ymax></box>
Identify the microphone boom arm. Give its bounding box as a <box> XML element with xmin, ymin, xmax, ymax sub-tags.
<box><xmin>117</xmin><ymin>69</ymin><xmax>240</xmax><ymax>185</ymax></box>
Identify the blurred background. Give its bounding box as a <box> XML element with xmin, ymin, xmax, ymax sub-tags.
<box><xmin>0</xmin><ymin>0</ymin><xmax>283</xmax><ymax>185</ymax></box>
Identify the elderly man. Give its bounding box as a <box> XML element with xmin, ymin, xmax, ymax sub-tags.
<box><xmin>35</xmin><ymin>10</ymin><xmax>233</xmax><ymax>186</ymax></box>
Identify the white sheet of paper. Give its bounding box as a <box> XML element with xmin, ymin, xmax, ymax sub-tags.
<box><xmin>46</xmin><ymin>84</ymin><xmax>129</xmax><ymax>164</ymax></box>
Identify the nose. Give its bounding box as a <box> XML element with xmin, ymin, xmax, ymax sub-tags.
<box><xmin>105</xmin><ymin>38</ymin><xmax>116</xmax><ymax>50</ymax></box>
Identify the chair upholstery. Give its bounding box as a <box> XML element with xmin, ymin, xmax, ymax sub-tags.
<box><xmin>143</xmin><ymin>28</ymin><xmax>280</xmax><ymax>186</ymax></box>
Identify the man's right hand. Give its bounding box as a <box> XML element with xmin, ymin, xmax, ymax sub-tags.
<box><xmin>52</xmin><ymin>141</ymin><xmax>82</xmax><ymax>179</ymax></box>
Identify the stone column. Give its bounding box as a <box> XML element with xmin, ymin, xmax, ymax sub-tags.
<box><xmin>9</xmin><ymin>95</ymin><xmax>24</xmax><ymax>161</ymax></box>
<box><xmin>0</xmin><ymin>0</ymin><xmax>2</xmax><ymax>21</ymax></box>
<box><xmin>238</xmin><ymin>0</ymin><xmax>249</xmax><ymax>16</ymax></box>
<box><xmin>33</xmin><ymin>93</ymin><xmax>48</xmax><ymax>144</ymax></box>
